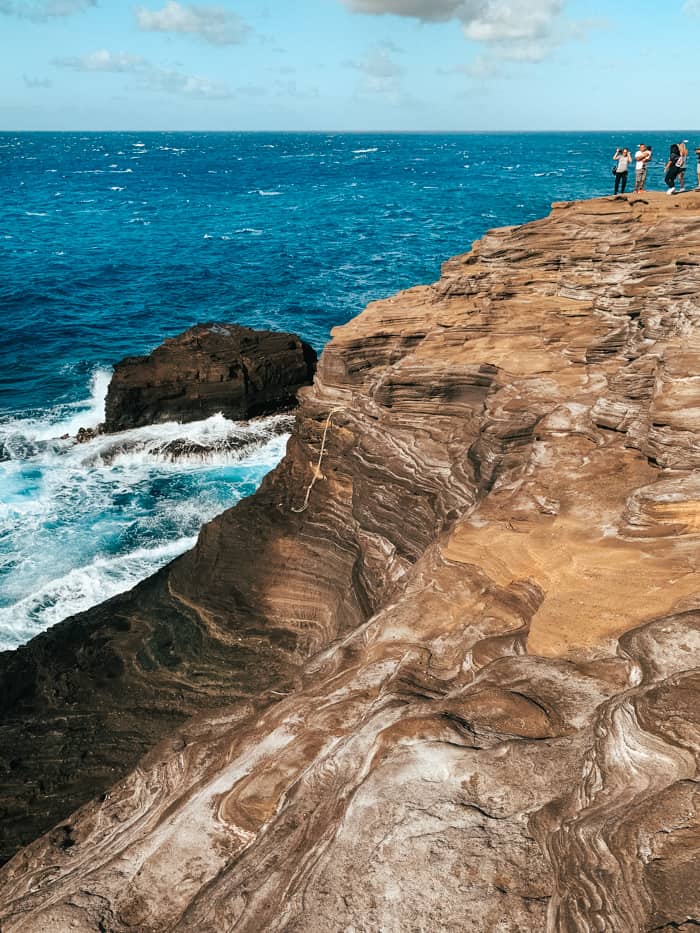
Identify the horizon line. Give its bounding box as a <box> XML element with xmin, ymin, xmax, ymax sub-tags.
<box><xmin>2</xmin><ymin>128</ymin><xmax>700</xmax><ymax>135</ymax></box>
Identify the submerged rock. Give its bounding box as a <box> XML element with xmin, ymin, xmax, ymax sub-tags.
<box><xmin>103</xmin><ymin>322</ymin><xmax>317</xmax><ymax>432</ymax></box>
<box><xmin>75</xmin><ymin>425</ymin><xmax>103</xmax><ymax>444</ymax></box>
<box><xmin>1</xmin><ymin>194</ymin><xmax>700</xmax><ymax>932</ymax></box>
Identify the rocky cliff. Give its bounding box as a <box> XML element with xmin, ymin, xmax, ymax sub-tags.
<box><xmin>1</xmin><ymin>194</ymin><xmax>699</xmax><ymax>932</ymax></box>
<box><xmin>103</xmin><ymin>323</ymin><xmax>317</xmax><ymax>432</ymax></box>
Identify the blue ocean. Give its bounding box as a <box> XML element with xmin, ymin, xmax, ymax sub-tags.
<box><xmin>0</xmin><ymin>131</ymin><xmax>686</xmax><ymax>649</ymax></box>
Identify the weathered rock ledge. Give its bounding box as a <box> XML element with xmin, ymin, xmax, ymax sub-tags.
<box><xmin>1</xmin><ymin>194</ymin><xmax>699</xmax><ymax>932</ymax></box>
<box><xmin>103</xmin><ymin>322</ymin><xmax>317</xmax><ymax>432</ymax></box>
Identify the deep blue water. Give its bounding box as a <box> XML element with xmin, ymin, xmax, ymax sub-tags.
<box><xmin>0</xmin><ymin>131</ymin><xmax>691</xmax><ymax>648</ymax></box>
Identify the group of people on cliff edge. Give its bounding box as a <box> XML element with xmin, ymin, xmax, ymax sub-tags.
<box><xmin>612</xmin><ymin>141</ymin><xmax>700</xmax><ymax>195</ymax></box>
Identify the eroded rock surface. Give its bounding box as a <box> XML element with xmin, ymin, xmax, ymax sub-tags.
<box><xmin>1</xmin><ymin>194</ymin><xmax>699</xmax><ymax>931</ymax></box>
<box><xmin>103</xmin><ymin>322</ymin><xmax>317</xmax><ymax>431</ymax></box>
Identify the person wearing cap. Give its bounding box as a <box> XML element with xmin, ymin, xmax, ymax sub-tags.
<box><xmin>634</xmin><ymin>143</ymin><xmax>651</xmax><ymax>192</ymax></box>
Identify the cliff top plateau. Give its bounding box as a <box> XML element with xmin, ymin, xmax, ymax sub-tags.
<box><xmin>1</xmin><ymin>192</ymin><xmax>699</xmax><ymax>933</ymax></box>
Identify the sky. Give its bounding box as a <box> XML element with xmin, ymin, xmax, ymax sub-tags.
<box><xmin>1</xmin><ymin>0</ymin><xmax>699</xmax><ymax>131</ymax></box>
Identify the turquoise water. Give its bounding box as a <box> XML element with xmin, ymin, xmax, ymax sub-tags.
<box><xmin>0</xmin><ymin>131</ymin><xmax>687</xmax><ymax>648</ymax></box>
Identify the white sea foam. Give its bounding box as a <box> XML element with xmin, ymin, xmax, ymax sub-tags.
<box><xmin>0</xmin><ymin>536</ymin><xmax>200</xmax><ymax>648</ymax></box>
<box><xmin>0</xmin><ymin>369</ymin><xmax>111</xmax><ymax>447</ymax></box>
<box><xmin>258</xmin><ymin>190</ymin><xmax>281</xmax><ymax>196</ymax></box>
<box><xmin>0</xmin><ymin>371</ymin><xmax>291</xmax><ymax>650</ymax></box>
<box><xmin>353</xmin><ymin>148</ymin><xmax>378</xmax><ymax>154</ymax></box>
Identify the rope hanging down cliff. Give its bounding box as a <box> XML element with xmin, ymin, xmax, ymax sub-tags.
<box><xmin>291</xmin><ymin>407</ymin><xmax>346</xmax><ymax>514</ymax></box>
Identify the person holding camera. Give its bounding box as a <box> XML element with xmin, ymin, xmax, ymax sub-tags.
<box><xmin>634</xmin><ymin>144</ymin><xmax>651</xmax><ymax>193</ymax></box>
<box><xmin>613</xmin><ymin>147</ymin><xmax>632</xmax><ymax>194</ymax></box>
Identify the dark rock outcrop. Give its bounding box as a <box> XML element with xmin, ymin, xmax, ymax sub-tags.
<box><xmin>103</xmin><ymin>323</ymin><xmax>317</xmax><ymax>432</ymax></box>
<box><xmin>1</xmin><ymin>194</ymin><xmax>699</xmax><ymax>932</ymax></box>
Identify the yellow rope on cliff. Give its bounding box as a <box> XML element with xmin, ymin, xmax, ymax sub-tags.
<box><xmin>291</xmin><ymin>407</ymin><xmax>346</xmax><ymax>514</ymax></box>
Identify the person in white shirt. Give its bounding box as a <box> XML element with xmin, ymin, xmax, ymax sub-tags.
<box><xmin>613</xmin><ymin>147</ymin><xmax>632</xmax><ymax>195</ymax></box>
<box><xmin>633</xmin><ymin>144</ymin><xmax>651</xmax><ymax>193</ymax></box>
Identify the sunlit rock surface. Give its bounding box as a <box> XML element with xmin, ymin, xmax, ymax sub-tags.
<box><xmin>1</xmin><ymin>193</ymin><xmax>699</xmax><ymax>932</ymax></box>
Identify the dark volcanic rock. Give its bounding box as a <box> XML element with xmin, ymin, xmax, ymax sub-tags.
<box><xmin>103</xmin><ymin>323</ymin><xmax>317</xmax><ymax>432</ymax></box>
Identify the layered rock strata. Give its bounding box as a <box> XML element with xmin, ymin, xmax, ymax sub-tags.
<box><xmin>103</xmin><ymin>323</ymin><xmax>317</xmax><ymax>432</ymax></box>
<box><xmin>1</xmin><ymin>194</ymin><xmax>699</xmax><ymax>931</ymax></box>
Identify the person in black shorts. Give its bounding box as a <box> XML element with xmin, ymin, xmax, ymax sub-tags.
<box><xmin>665</xmin><ymin>142</ymin><xmax>682</xmax><ymax>194</ymax></box>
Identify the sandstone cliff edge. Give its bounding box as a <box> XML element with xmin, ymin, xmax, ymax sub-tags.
<box><xmin>1</xmin><ymin>194</ymin><xmax>699</xmax><ymax>932</ymax></box>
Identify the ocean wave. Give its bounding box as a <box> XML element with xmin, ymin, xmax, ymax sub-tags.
<box><xmin>0</xmin><ymin>399</ymin><xmax>291</xmax><ymax>648</ymax></box>
<box><xmin>0</xmin><ymin>369</ymin><xmax>111</xmax><ymax>450</ymax></box>
<box><xmin>0</xmin><ymin>535</ymin><xmax>198</xmax><ymax>649</ymax></box>
<box><xmin>82</xmin><ymin>413</ymin><xmax>293</xmax><ymax>468</ymax></box>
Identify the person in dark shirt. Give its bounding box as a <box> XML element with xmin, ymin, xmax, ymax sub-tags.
<box><xmin>696</xmin><ymin>145</ymin><xmax>700</xmax><ymax>190</ymax></box>
<box><xmin>665</xmin><ymin>143</ymin><xmax>682</xmax><ymax>194</ymax></box>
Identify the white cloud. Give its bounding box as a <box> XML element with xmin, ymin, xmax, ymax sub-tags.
<box><xmin>462</xmin><ymin>0</ymin><xmax>563</xmax><ymax>42</ymax></box>
<box><xmin>135</xmin><ymin>1</ymin><xmax>251</xmax><ymax>46</ymax></box>
<box><xmin>0</xmin><ymin>0</ymin><xmax>95</xmax><ymax>18</ymax></box>
<box><xmin>23</xmin><ymin>74</ymin><xmax>54</xmax><ymax>87</ymax></box>
<box><xmin>54</xmin><ymin>49</ymin><xmax>148</xmax><ymax>72</ymax></box>
<box><xmin>347</xmin><ymin>45</ymin><xmax>404</xmax><ymax>79</ymax></box>
<box><xmin>344</xmin><ymin>0</ymin><xmax>586</xmax><ymax>68</ymax></box>
<box><xmin>346</xmin><ymin>43</ymin><xmax>407</xmax><ymax>100</ymax></box>
<box><xmin>343</xmin><ymin>0</ymin><xmax>464</xmax><ymax>21</ymax></box>
<box><xmin>146</xmin><ymin>67</ymin><xmax>232</xmax><ymax>98</ymax></box>
<box><xmin>53</xmin><ymin>48</ymin><xmax>233</xmax><ymax>98</ymax></box>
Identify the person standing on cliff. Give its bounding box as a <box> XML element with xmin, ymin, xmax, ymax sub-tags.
<box><xmin>613</xmin><ymin>147</ymin><xmax>632</xmax><ymax>194</ymax></box>
<box><xmin>677</xmin><ymin>141</ymin><xmax>689</xmax><ymax>191</ymax></box>
<box><xmin>696</xmin><ymin>145</ymin><xmax>700</xmax><ymax>190</ymax></box>
<box><xmin>634</xmin><ymin>144</ymin><xmax>651</xmax><ymax>192</ymax></box>
<box><xmin>665</xmin><ymin>142</ymin><xmax>682</xmax><ymax>194</ymax></box>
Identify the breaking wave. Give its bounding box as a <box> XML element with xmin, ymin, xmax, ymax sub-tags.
<box><xmin>0</xmin><ymin>372</ymin><xmax>291</xmax><ymax>650</ymax></box>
